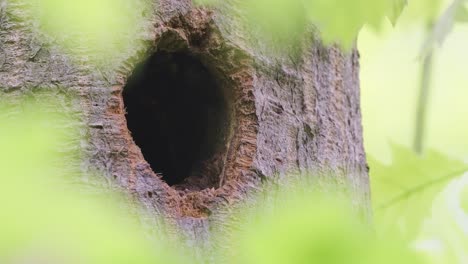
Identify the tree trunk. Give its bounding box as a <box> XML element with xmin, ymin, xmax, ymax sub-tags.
<box><xmin>0</xmin><ymin>0</ymin><xmax>369</xmax><ymax>253</ymax></box>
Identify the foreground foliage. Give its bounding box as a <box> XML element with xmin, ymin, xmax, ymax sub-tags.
<box><xmin>0</xmin><ymin>101</ymin><xmax>457</xmax><ymax>264</ymax></box>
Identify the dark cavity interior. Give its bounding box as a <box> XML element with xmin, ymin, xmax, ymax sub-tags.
<box><xmin>123</xmin><ymin>51</ymin><xmax>228</xmax><ymax>186</ymax></box>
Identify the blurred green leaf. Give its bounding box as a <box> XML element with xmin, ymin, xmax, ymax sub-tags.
<box><xmin>455</xmin><ymin>4</ymin><xmax>468</xmax><ymax>22</ymax></box>
<box><xmin>370</xmin><ymin>144</ymin><xmax>467</xmax><ymax>241</ymax></box>
<box><xmin>406</xmin><ymin>0</ymin><xmax>443</xmax><ymax>21</ymax></box>
<box><xmin>193</xmin><ymin>0</ymin><xmax>219</xmax><ymax>5</ymax></box>
<box><xmin>242</xmin><ymin>0</ymin><xmax>309</xmax><ymax>49</ymax></box>
<box><xmin>388</xmin><ymin>0</ymin><xmax>408</xmax><ymax>25</ymax></box>
<box><xmin>196</xmin><ymin>0</ymin><xmax>397</xmax><ymax>50</ymax></box>
<box><xmin>216</xmin><ymin>180</ymin><xmax>424</xmax><ymax>264</ymax></box>
<box><xmin>18</xmin><ymin>0</ymin><xmax>151</xmax><ymax>67</ymax></box>
<box><xmin>303</xmin><ymin>0</ymin><xmax>390</xmax><ymax>48</ymax></box>
<box><xmin>0</xmin><ymin>98</ymin><xmax>186</xmax><ymax>264</ymax></box>
<box><xmin>414</xmin><ymin>173</ymin><xmax>468</xmax><ymax>264</ymax></box>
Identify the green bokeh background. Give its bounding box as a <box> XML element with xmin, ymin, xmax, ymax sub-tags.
<box><xmin>360</xmin><ymin>11</ymin><xmax>468</xmax><ymax>162</ymax></box>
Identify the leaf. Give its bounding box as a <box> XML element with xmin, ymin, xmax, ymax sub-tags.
<box><xmin>242</xmin><ymin>0</ymin><xmax>309</xmax><ymax>48</ymax></box>
<box><xmin>303</xmin><ymin>0</ymin><xmax>390</xmax><ymax>48</ymax></box>
<box><xmin>370</xmin><ymin>144</ymin><xmax>467</xmax><ymax>241</ymax></box>
<box><xmin>196</xmin><ymin>0</ymin><xmax>393</xmax><ymax>50</ymax></box>
<box><xmin>388</xmin><ymin>0</ymin><xmax>408</xmax><ymax>25</ymax></box>
<box><xmin>212</xmin><ymin>179</ymin><xmax>423</xmax><ymax>264</ymax></box>
<box><xmin>414</xmin><ymin>173</ymin><xmax>468</xmax><ymax>263</ymax></box>
<box><xmin>21</xmin><ymin>0</ymin><xmax>151</xmax><ymax>68</ymax></box>
<box><xmin>193</xmin><ymin>0</ymin><xmax>219</xmax><ymax>5</ymax></box>
<box><xmin>0</xmin><ymin>98</ymin><xmax>187</xmax><ymax>263</ymax></box>
<box><xmin>455</xmin><ymin>4</ymin><xmax>468</xmax><ymax>22</ymax></box>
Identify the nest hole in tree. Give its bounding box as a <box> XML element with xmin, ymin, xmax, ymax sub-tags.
<box><xmin>123</xmin><ymin>51</ymin><xmax>230</xmax><ymax>188</ymax></box>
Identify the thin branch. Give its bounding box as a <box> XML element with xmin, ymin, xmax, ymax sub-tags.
<box><xmin>413</xmin><ymin>47</ymin><xmax>433</xmax><ymax>154</ymax></box>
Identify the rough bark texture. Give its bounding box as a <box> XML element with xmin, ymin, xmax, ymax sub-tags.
<box><xmin>0</xmin><ymin>0</ymin><xmax>369</xmax><ymax>252</ymax></box>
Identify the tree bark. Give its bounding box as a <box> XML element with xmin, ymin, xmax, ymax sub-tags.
<box><xmin>0</xmin><ymin>0</ymin><xmax>369</xmax><ymax>253</ymax></box>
